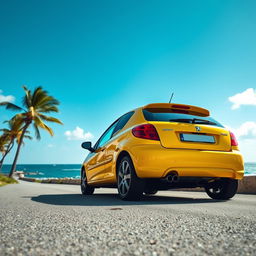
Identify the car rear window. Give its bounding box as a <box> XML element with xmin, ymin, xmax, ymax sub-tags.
<box><xmin>143</xmin><ymin>109</ymin><xmax>224</xmax><ymax>127</ymax></box>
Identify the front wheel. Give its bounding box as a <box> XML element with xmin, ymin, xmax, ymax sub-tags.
<box><xmin>117</xmin><ymin>156</ymin><xmax>144</xmax><ymax>200</ymax></box>
<box><xmin>205</xmin><ymin>178</ymin><xmax>238</xmax><ymax>200</ymax></box>
<box><xmin>81</xmin><ymin>169</ymin><xmax>95</xmax><ymax>195</ymax></box>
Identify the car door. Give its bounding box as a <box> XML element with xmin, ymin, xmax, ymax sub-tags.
<box><xmin>86</xmin><ymin>121</ymin><xmax>118</xmax><ymax>182</ymax></box>
<box><xmin>104</xmin><ymin>112</ymin><xmax>135</xmax><ymax>180</ymax></box>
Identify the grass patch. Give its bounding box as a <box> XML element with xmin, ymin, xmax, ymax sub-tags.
<box><xmin>0</xmin><ymin>174</ymin><xmax>18</xmax><ymax>187</ymax></box>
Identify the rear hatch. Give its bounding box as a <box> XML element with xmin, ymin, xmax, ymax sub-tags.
<box><xmin>143</xmin><ymin>104</ymin><xmax>231</xmax><ymax>152</ymax></box>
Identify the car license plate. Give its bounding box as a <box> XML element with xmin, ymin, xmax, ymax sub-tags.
<box><xmin>180</xmin><ymin>133</ymin><xmax>215</xmax><ymax>143</ymax></box>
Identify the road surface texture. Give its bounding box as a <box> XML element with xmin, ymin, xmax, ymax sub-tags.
<box><xmin>0</xmin><ymin>180</ymin><xmax>255</xmax><ymax>256</ymax></box>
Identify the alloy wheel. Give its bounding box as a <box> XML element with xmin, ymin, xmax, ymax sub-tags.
<box><xmin>81</xmin><ymin>171</ymin><xmax>86</xmax><ymax>189</ymax></box>
<box><xmin>208</xmin><ymin>187</ymin><xmax>222</xmax><ymax>194</ymax></box>
<box><xmin>118</xmin><ymin>160</ymin><xmax>131</xmax><ymax>196</ymax></box>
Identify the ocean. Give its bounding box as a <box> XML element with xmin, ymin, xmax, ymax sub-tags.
<box><xmin>1</xmin><ymin>164</ymin><xmax>82</xmax><ymax>179</ymax></box>
<box><xmin>1</xmin><ymin>163</ymin><xmax>256</xmax><ymax>179</ymax></box>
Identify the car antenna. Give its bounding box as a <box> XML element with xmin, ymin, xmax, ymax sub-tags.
<box><xmin>169</xmin><ymin>93</ymin><xmax>174</xmax><ymax>103</ymax></box>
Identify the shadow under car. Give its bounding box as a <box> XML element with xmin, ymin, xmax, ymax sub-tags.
<box><xmin>28</xmin><ymin>193</ymin><xmax>223</xmax><ymax>206</ymax></box>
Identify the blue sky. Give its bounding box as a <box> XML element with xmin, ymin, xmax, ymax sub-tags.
<box><xmin>0</xmin><ymin>0</ymin><xmax>256</xmax><ymax>163</ymax></box>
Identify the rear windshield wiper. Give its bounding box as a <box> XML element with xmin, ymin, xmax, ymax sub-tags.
<box><xmin>169</xmin><ymin>118</ymin><xmax>216</xmax><ymax>125</ymax></box>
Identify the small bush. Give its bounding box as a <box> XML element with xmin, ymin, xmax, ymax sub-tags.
<box><xmin>0</xmin><ymin>174</ymin><xmax>18</xmax><ymax>186</ymax></box>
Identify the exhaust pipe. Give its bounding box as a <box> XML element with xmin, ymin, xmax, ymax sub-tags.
<box><xmin>166</xmin><ymin>175</ymin><xmax>174</xmax><ymax>183</ymax></box>
<box><xmin>172</xmin><ymin>174</ymin><xmax>179</xmax><ymax>183</ymax></box>
<box><xmin>165</xmin><ymin>172</ymin><xmax>179</xmax><ymax>183</ymax></box>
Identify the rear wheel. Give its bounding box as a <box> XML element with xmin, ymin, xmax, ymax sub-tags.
<box><xmin>205</xmin><ymin>178</ymin><xmax>238</xmax><ymax>200</ymax></box>
<box><xmin>81</xmin><ymin>169</ymin><xmax>94</xmax><ymax>195</ymax></box>
<box><xmin>117</xmin><ymin>156</ymin><xmax>144</xmax><ymax>200</ymax></box>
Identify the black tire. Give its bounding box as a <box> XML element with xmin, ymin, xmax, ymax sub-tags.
<box><xmin>144</xmin><ymin>188</ymin><xmax>158</xmax><ymax>196</ymax></box>
<box><xmin>117</xmin><ymin>156</ymin><xmax>144</xmax><ymax>200</ymax></box>
<box><xmin>81</xmin><ymin>169</ymin><xmax>95</xmax><ymax>195</ymax></box>
<box><xmin>205</xmin><ymin>178</ymin><xmax>238</xmax><ymax>200</ymax></box>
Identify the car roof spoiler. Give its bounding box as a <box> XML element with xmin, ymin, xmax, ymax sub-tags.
<box><xmin>143</xmin><ymin>103</ymin><xmax>210</xmax><ymax>117</ymax></box>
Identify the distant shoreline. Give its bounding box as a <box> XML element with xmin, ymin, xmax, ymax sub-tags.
<box><xmin>19</xmin><ymin>177</ymin><xmax>80</xmax><ymax>185</ymax></box>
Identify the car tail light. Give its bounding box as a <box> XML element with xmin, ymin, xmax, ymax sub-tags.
<box><xmin>230</xmin><ymin>131</ymin><xmax>238</xmax><ymax>146</ymax></box>
<box><xmin>132</xmin><ymin>124</ymin><xmax>160</xmax><ymax>141</ymax></box>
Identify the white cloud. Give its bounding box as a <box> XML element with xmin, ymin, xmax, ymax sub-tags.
<box><xmin>227</xmin><ymin>122</ymin><xmax>256</xmax><ymax>162</ymax></box>
<box><xmin>65</xmin><ymin>126</ymin><xmax>94</xmax><ymax>141</ymax></box>
<box><xmin>47</xmin><ymin>144</ymin><xmax>54</xmax><ymax>148</ymax></box>
<box><xmin>0</xmin><ymin>89</ymin><xmax>15</xmax><ymax>103</ymax></box>
<box><xmin>228</xmin><ymin>88</ymin><xmax>256</xmax><ymax>109</ymax></box>
<box><xmin>230</xmin><ymin>121</ymin><xmax>256</xmax><ymax>140</ymax></box>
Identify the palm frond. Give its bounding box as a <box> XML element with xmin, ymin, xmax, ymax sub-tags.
<box><xmin>8</xmin><ymin>115</ymin><xmax>26</xmax><ymax>131</ymax></box>
<box><xmin>30</xmin><ymin>87</ymin><xmax>60</xmax><ymax>110</ymax></box>
<box><xmin>32</xmin><ymin>87</ymin><xmax>48</xmax><ymax>107</ymax></box>
<box><xmin>1</xmin><ymin>117</ymin><xmax>28</xmax><ymax>146</ymax></box>
<box><xmin>37</xmin><ymin>105</ymin><xmax>59</xmax><ymax>113</ymax></box>
<box><xmin>0</xmin><ymin>129</ymin><xmax>9</xmax><ymax>133</ymax></box>
<box><xmin>0</xmin><ymin>134</ymin><xmax>11</xmax><ymax>146</ymax></box>
<box><xmin>22</xmin><ymin>85</ymin><xmax>32</xmax><ymax>108</ymax></box>
<box><xmin>33</xmin><ymin>123</ymin><xmax>41</xmax><ymax>140</ymax></box>
<box><xmin>0</xmin><ymin>131</ymin><xmax>11</xmax><ymax>143</ymax></box>
<box><xmin>0</xmin><ymin>102</ymin><xmax>23</xmax><ymax>111</ymax></box>
<box><xmin>34</xmin><ymin>96</ymin><xmax>60</xmax><ymax>111</ymax></box>
<box><xmin>28</xmin><ymin>86</ymin><xmax>60</xmax><ymax>114</ymax></box>
<box><xmin>24</xmin><ymin>135</ymin><xmax>33</xmax><ymax>140</ymax></box>
<box><xmin>34</xmin><ymin>116</ymin><xmax>54</xmax><ymax>136</ymax></box>
<box><xmin>39</xmin><ymin>97</ymin><xmax>59</xmax><ymax>106</ymax></box>
<box><xmin>42</xmin><ymin>123</ymin><xmax>54</xmax><ymax>136</ymax></box>
<box><xmin>38</xmin><ymin>114</ymin><xmax>63</xmax><ymax>125</ymax></box>
<box><xmin>8</xmin><ymin>114</ymin><xmax>26</xmax><ymax>129</ymax></box>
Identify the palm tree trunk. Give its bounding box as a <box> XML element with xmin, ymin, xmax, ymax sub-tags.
<box><xmin>0</xmin><ymin>140</ymin><xmax>14</xmax><ymax>173</ymax></box>
<box><xmin>9</xmin><ymin>123</ymin><xmax>30</xmax><ymax>178</ymax></box>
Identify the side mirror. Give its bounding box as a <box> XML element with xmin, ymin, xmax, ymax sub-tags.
<box><xmin>81</xmin><ymin>141</ymin><xmax>95</xmax><ymax>152</ymax></box>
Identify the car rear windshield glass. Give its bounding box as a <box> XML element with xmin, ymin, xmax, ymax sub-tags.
<box><xmin>143</xmin><ymin>109</ymin><xmax>224</xmax><ymax>127</ymax></box>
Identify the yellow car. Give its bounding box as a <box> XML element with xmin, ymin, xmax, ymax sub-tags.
<box><xmin>81</xmin><ymin>103</ymin><xmax>244</xmax><ymax>200</ymax></box>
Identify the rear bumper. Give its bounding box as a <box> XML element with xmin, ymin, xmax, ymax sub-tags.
<box><xmin>128</xmin><ymin>145</ymin><xmax>244</xmax><ymax>180</ymax></box>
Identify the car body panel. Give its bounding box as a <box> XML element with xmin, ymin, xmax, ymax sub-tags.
<box><xmin>143</xmin><ymin>103</ymin><xmax>210</xmax><ymax>116</ymax></box>
<box><xmin>85</xmin><ymin>149</ymin><xmax>107</xmax><ymax>182</ymax></box>
<box><xmin>124</xmin><ymin>140</ymin><xmax>244</xmax><ymax>179</ymax></box>
<box><xmin>150</xmin><ymin>121</ymin><xmax>232</xmax><ymax>151</ymax></box>
<box><xmin>83</xmin><ymin>104</ymin><xmax>244</xmax><ymax>186</ymax></box>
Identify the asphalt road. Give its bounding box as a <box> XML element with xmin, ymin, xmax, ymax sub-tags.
<box><xmin>0</xmin><ymin>180</ymin><xmax>256</xmax><ymax>256</ymax></box>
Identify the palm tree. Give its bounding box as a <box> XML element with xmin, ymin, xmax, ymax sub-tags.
<box><xmin>0</xmin><ymin>119</ymin><xmax>32</xmax><ymax>172</ymax></box>
<box><xmin>0</xmin><ymin>134</ymin><xmax>9</xmax><ymax>156</ymax></box>
<box><xmin>0</xmin><ymin>86</ymin><xmax>62</xmax><ymax>177</ymax></box>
